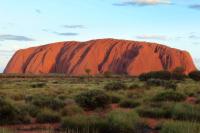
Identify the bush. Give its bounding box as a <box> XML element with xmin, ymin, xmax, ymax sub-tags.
<box><xmin>146</xmin><ymin>79</ymin><xmax>165</xmax><ymax>86</ymax></box>
<box><xmin>173</xmin><ymin>66</ymin><xmax>185</xmax><ymax>75</ymax></box>
<box><xmin>61</xmin><ymin>104</ymin><xmax>84</xmax><ymax>116</ymax></box>
<box><xmin>26</xmin><ymin>94</ymin><xmax>65</xmax><ymax>110</ymax></box>
<box><xmin>119</xmin><ymin>99</ymin><xmax>140</xmax><ymax>108</ymax></box>
<box><xmin>171</xmin><ymin>73</ymin><xmax>186</xmax><ymax>81</ymax></box>
<box><xmin>171</xmin><ymin>103</ymin><xmax>200</xmax><ymax>122</ymax></box>
<box><xmin>102</xmin><ymin>110</ymin><xmax>139</xmax><ymax>133</ymax></box>
<box><xmin>153</xmin><ymin>91</ymin><xmax>186</xmax><ymax>102</ymax></box>
<box><xmin>104</xmin><ymin>82</ymin><xmax>127</xmax><ymax>91</ymax></box>
<box><xmin>61</xmin><ymin>114</ymin><xmax>104</xmax><ymax>132</ymax></box>
<box><xmin>36</xmin><ymin>108</ymin><xmax>61</xmax><ymax>123</ymax></box>
<box><xmin>61</xmin><ymin>110</ymin><xmax>141</xmax><ymax>133</ymax></box>
<box><xmin>128</xmin><ymin>84</ymin><xmax>141</xmax><ymax>90</ymax></box>
<box><xmin>75</xmin><ymin>89</ymin><xmax>110</xmax><ymax>109</ymax></box>
<box><xmin>139</xmin><ymin>71</ymin><xmax>171</xmax><ymax>81</ymax></box>
<box><xmin>21</xmin><ymin>104</ymin><xmax>40</xmax><ymax>117</ymax></box>
<box><xmin>0</xmin><ymin>97</ymin><xmax>18</xmax><ymax>124</ymax></box>
<box><xmin>137</xmin><ymin>105</ymin><xmax>172</xmax><ymax>119</ymax></box>
<box><xmin>146</xmin><ymin>79</ymin><xmax>177</xmax><ymax>90</ymax></box>
<box><xmin>164</xmin><ymin>82</ymin><xmax>177</xmax><ymax>90</ymax></box>
<box><xmin>30</xmin><ymin>82</ymin><xmax>46</xmax><ymax>88</ymax></box>
<box><xmin>108</xmin><ymin>93</ymin><xmax>123</xmax><ymax>103</ymax></box>
<box><xmin>189</xmin><ymin>71</ymin><xmax>200</xmax><ymax>81</ymax></box>
<box><xmin>103</xmin><ymin>71</ymin><xmax>113</xmax><ymax>78</ymax></box>
<box><xmin>0</xmin><ymin>97</ymin><xmax>30</xmax><ymax>125</ymax></box>
<box><xmin>161</xmin><ymin>121</ymin><xmax>200</xmax><ymax>133</ymax></box>
<box><xmin>15</xmin><ymin>104</ymin><xmax>31</xmax><ymax>124</ymax></box>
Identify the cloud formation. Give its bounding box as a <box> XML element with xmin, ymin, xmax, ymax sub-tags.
<box><xmin>113</xmin><ymin>0</ymin><xmax>171</xmax><ymax>6</ymax></box>
<box><xmin>62</xmin><ymin>25</ymin><xmax>85</xmax><ymax>29</ymax></box>
<box><xmin>35</xmin><ymin>9</ymin><xmax>41</xmax><ymax>14</ymax></box>
<box><xmin>189</xmin><ymin>35</ymin><xmax>200</xmax><ymax>39</ymax></box>
<box><xmin>189</xmin><ymin>4</ymin><xmax>200</xmax><ymax>10</ymax></box>
<box><xmin>43</xmin><ymin>28</ymin><xmax>80</xmax><ymax>36</ymax></box>
<box><xmin>0</xmin><ymin>35</ymin><xmax>34</xmax><ymax>41</ymax></box>
<box><xmin>53</xmin><ymin>32</ymin><xmax>79</xmax><ymax>36</ymax></box>
<box><xmin>136</xmin><ymin>34</ymin><xmax>167</xmax><ymax>40</ymax></box>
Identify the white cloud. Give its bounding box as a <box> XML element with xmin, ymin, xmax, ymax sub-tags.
<box><xmin>189</xmin><ymin>4</ymin><xmax>200</xmax><ymax>10</ymax></box>
<box><xmin>114</xmin><ymin>0</ymin><xmax>171</xmax><ymax>6</ymax></box>
<box><xmin>62</xmin><ymin>25</ymin><xmax>85</xmax><ymax>29</ymax></box>
<box><xmin>130</xmin><ymin>0</ymin><xmax>170</xmax><ymax>5</ymax></box>
<box><xmin>0</xmin><ymin>34</ymin><xmax>34</xmax><ymax>41</ymax></box>
<box><xmin>136</xmin><ymin>34</ymin><xmax>168</xmax><ymax>40</ymax></box>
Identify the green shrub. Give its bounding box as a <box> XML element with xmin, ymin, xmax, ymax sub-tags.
<box><xmin>119</xmin><ymin>99</ymin><xmax>140</xmax><ymax>108</ymax></box>
<box><xmin>139</xmin><ymin>71</ymin><xmax>171</xmax><ymax>81</ymax></box>
<box><xmin>173</xmin><ymin>66</ymin><xmax>186</xmax><ymax>74</ymax></box>
<box><xmin>30</xmin><ymin>82</ymin><xmax>46</xmax><ymax>88</ymax></box>
<box><xmin>61</xmin><ymin>114</ymin><xmax>103</xmax><ymax>132</ymax></box>
<box><xmin>104</xmin><ymin>82</ymin><xmax>127</xmax><ymax>91</ymax></box>
<box><xmin>0</xmin><ymin>97</ymin><xmax>30</xmax><ymax>125</ymax></box>
<box><xmin>137</xmin><ymin>106</ymin><xmax>172</xmax><ymax>118</ymax></box>
<box><xmin>75</xmin><ymin>89</ymin><xmax>110</xmax><ymax>109</ymax></box>
<box><xmin>146</xmin><ymin>79</ymin><xmax>177</xmax><ymax>90</ymax></box>
<box><xmin>21</xmin><ymin>104</ymin><xmax>40</xmax><ymax>117</ymax></box>
<box><xmin>189</xmin><ymin>71</ymin><xmax>200</xmax><ymax>81</ymax></box>
<box><xmin>15</xmin><ymin>105</ymin><xmax>31</xmax><ymax>124</ymax></box>
<box><xmin>171</xmin><ymin>73</ymin><xmax>186</xmax><ymax>81</ymax></box>
<box><xmin>62</xmin><ymin>110</ymin><xmax>141</xmax><ymax>133</ymax></box>
<box><xmin>108</xmin><ymin>93</ymin><xmax>123</xmax><ymax>103</ymax></box>
<box><xmin>103</xmin><ymin>71</ymin><xmax>113</xmax><ymax>78</ymax></box>
<box><xmin>0</xmin><ymin>97</ymin><xmax>18</xmax><ymax>124</ymax></box>
<box><xmin>146</xmin><ymin>79</ymin><xmax>165</xmax><ymax>86</ymax></box>
<box><xmin>36</xmin><ymin>108</ymin><xmax>61</xmax><ymax>123</ymax></box>
<box><xmin>161</xmin><ymin>121</ymin><xmax>200</xmax><ymax>133</ymax></box>
<box><xmin>28</xmin><ymin>105</ymin><xmax>40</xmax><ymax>117</ymax></box>
<box><xmin>128</xmin><ymin>84</ymin><xmax>141</xmax><ymax>90</ymax></box>
<box><xmin>61</xmin><ymin>104</ymin><xmax>84</xmax><ymax>116</ymax></box>
<box><xmin>171</xmin><ymin>103</ymin><xmax>200</xmax><ymax>122</ymax></box>
<box><xmin>164</xmin><ymin>82</ymin><xmax>177</xmax><ymax>90</ymax></box>
<box><xmin>102</xmin><ymin>110</ymin><xmax>139</xmax><ymax>133</ymax></box>
<box><xmin>153</xmin><ymin>91</ymin><xmax>186</xmax><ymax>102</ymax></box>
<box><xmin>26</xmin><ymin>94</ymin><xmax>65</xmax><ymax>110</ymax></box>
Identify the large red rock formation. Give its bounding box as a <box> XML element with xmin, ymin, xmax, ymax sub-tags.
<box><xmin>4</xmin><ymin>39</ymin><xmax>197</xmax><ymax>76</ymax></box>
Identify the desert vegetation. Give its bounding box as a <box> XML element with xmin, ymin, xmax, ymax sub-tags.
<box><xmin>0</xmin><ymin>70</ymin><xmax>200</xmax><ymax>133</ymax></box>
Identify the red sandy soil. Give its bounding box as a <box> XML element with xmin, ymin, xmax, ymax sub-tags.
<box><xmin>4</xmin><ymin>38</ymin><xmax>196</xmax><ymax>76</ymax></box>
<box><xmin>185</xmin><ymin>96</ymin><xmax>197</xmax><ymax>104</ymax></box>
<box><xmin>146</xmin><ymin>118</ymin><xmax>160</xmax><ymax>130</ymax></box>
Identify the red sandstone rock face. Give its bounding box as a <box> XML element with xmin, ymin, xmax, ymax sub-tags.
<box><xmin>4</xmin><ymin>39</ymin><xmax>197</xmax><ymax>76</ymax></box>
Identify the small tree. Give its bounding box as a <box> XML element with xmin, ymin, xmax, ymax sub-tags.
<box><xmin>85</xmin><ymin>68</ymin><xmax>91</xmax><ymax>76</ymax></box>
<box><xmin>172</xmin><ymin>66</ymin><xmax>186</xmax><ymax>80</ymax></box>
<box><xmin>173</xmin><ymin>66</ymin><xmax>185</xmax><ymax>75</ymax></box>
<box><xmin>104</xmin><ymin>71</ymin><xmax>112</xmax><ymax>78</ymax></box>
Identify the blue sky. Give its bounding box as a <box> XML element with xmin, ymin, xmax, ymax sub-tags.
<box><xmin>0</xmin><ymin>0</ymin><xmax>200</xmax><ymax>72</ymax></box>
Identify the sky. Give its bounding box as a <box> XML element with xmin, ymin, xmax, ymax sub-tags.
<box><xmin>0</xmin><ymin>0</ymin><xmax>200</xmax><ymax>72</ymax></box>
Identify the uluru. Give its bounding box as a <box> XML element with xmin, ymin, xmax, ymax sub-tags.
<box><xmin>4</xmin><ymin>39</ymin><xmax>197</xmax><ymax>76</ymax></box>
